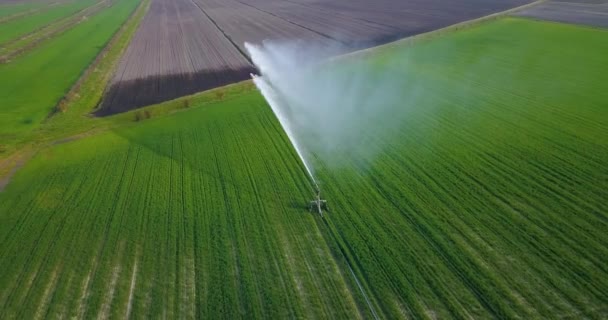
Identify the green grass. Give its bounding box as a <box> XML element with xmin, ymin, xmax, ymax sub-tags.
<box><xmin>0</xmin><ymin>94</ymin><xmax>365</xmax><ymax>319</ymax></box>
<box><xmin>1</xmin><ymin>17</ymin><xmax>607</xmax><ymax>318</ymax></box>
<box><xmin>0</xmin><ymin>0</ymin><xmax>140</xmax><ymax>142</ymax></box>
<box><xmin>0</xmin><ymin>0</ymin><xmax>97</xmax><ymax>45</ymax></box>
<box><xmin>0</xmin><ymin>3</ymin><xmax>40</xmax><ymax>18</ymax></box>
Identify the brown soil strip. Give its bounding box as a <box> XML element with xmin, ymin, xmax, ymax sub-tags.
<box><xmin>0</xmin><ymin>0</ymin><xmax>111</xmax><ymax>63</ymax></box>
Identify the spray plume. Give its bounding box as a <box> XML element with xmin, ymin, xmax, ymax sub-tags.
<box><xmin>250</xmin><ymin>73</ymin><xmax>317</xmax><ymax>187</ymax></box>
<box><xmin>245</xmin><ymin>40</ymin><xmax>413</xmax><ymax>186</ymax></box>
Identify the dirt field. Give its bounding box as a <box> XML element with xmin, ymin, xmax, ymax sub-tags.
<box><xmin>99</xmin><ymin>0</ymin><xmax>533</xmax><ymax>114</ymax></box>
<box><xmin>515</xmin><ymin>0</ymin><xmax>608</xmax><ymax>28</ymax></box>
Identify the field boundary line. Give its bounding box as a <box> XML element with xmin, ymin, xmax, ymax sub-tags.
<box><xmin>333</xmin><ymin>0</ymin><xmax>547</xmax><ymax>61</ymax></box>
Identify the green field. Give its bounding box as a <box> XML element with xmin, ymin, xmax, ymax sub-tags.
<box><xmin>0</xmin><ymin>0</ymin><xmax>98</xmax><ymax>45</ymax></box>
<box><xmin>0</xmin><ymin>2</ymin><xmax>40</xmax><ymax>18</ymax></box>
<box><xmin>0</xmin><ymin>0</ymin><xmax>140</xmax><ymax>142</ymax></box>
<box><xmin>1</xmin><ymin>17</ymin><xmax>607</xmax><ymax>319</ymax></box>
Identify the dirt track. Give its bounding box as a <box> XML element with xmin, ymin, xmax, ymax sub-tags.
<box><xmin>98</xmin><ymin>0</ymin><xmax>533</xmax><ymax>115</ymax></box>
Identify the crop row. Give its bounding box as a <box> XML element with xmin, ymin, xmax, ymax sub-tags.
<box><xmin>0</xmin><ymin>94</ymin><xmax>365</xmax><ymax>318</ymax></box>
<box><xmin>311</xmin><ymin>18</ymin><xmax>608</xmax><ymax>318</ymax></box>
<box><xmin>1</xmin><ymin>17</ymin><xmax>607</xmax><ymax>319</ymax></box>
<box><xmin>0</xmin><ymin>0</ymin><xmax>141</xmax><ymax>139</ymax></box>
<box><xmin>0</xmin><ymin>1</ymin><xmax>49</xmax><ymax>23</ymax></box>
<box><xmin>0</xmin><ymin>0</ymin><xmax>114</xmax><ymax>62</ymax></box>
<box><xmin>0</xmin><ymin>0</ymin><xmax>99</xmax><ymax>46</ymax></box>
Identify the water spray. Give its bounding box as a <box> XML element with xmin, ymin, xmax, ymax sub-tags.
<box><xmin>246</xmin><ymin>41</ymin><xmax>393</xmax><ymax>318</ymax></box>
<box><xmin>247</xmin><ymin>42</ymin><xmax>328</xmax><ymax>215</ymax></box>
<box><xmin>250</xmin><ymin>72</ymin><xmax>328</xmax><ymax>216</ymax></box>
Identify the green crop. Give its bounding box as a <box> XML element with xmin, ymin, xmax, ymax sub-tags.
<box><xmin>0</xmin><ymin>0</ymin><xmax>140</xmax><ymax>140</ymax></box>
<box><xmin>0</xmin><ymin>3</ymin><xmax>40</xmax><ymax>18</ymax></box>
<box><xmin>0</xmin><ymin>0</ymin><xmax>98</xmax><ymax>45</ymax></box>
<box><xmin>1</xmin><ymin>17</ymin><xmax>607</xmax><ymax>319</ymax></box>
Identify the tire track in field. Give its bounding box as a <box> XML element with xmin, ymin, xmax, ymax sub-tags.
<box><xmin>386</xmin><ymin>147</ymin><xmax>560</xmax><ymax>315</ymax></box>
<box><xmin>320</xmin><ymin>134</ymin><xmax>518</xmax><ymax>318</ymax></box>
<box><xmin>4</xmin><ymin>163</ymin><xmax>92</xmax><ymax>318</ymax></box>
<box><xmin>379</xmin><ymin>117</ymin><xmax>604</xmax><ymax>316</ymax></box>
<box><xmin>57</xmin><ymin>153</ymin><xmax>120</xmax><ymax>319</ymax></box>
<box><xmin>186</xmin><ymin>127</ymin><xmax>204</xmax><ymax>319</ymax></box>
<box><xmin>426</xmin><ymin>110</ymin><xmax>608</xmax><ymax>271</ymax></box>
<box><xmin>61</xmin><ymin>154</ymin><xmax>117</xmax><ymax>318</ymax></box>
<box><xmin>227</xmin><ymin>124</ymin><xmax>281</xmax><ymax>317</ymax></box>
<box><xmin>414</xmin><ymin>95</ymin><xmax>607</xmax><ymax>247</ymax></box>
<box><xmin>388</xmin><ymin>146</ymin><xmax>560</xmax><ymax>316</ymax></box>
<box><xmin>124</xmin><ymin>259</ymin><xmax>138</xmax><ymax>320</ymax></box>
<box><xmin>315</xmin><ymin>160</ymin><xmax>429</xmax><ymax>316</ymax></box>
<box><xmin>260</xmin><ymin>112</ymin><xmax>361</xmax><ymax>317</ymax></box>
<box><xmin>132</xmin><ymin>147</ymin><xmax>160</xmax><ymax>319</ymax></box>
<box><xmin>392</xmin><ymin>124</ymin><xmax>596</xmax><ymax>314</ymax></box>
<box><xmin>323</xmin><ymin>179</ymin><xmax>431</xmax><ymax>318</ymax></box>
<box><xmin>211</xmin><ymin>123</ymin><xmax>269</xmax><ymax>317</ymax></box>
<box><xmin>257</xmin><ymin>111</ymin><xmax>381</xmax><ymax>318</ymax></box>
<box><xmin>39</xmin><ymin>157</ymin><xmax>117</xmax><ymax>319</ymax></box>
<box><xmin>85</xmin><ymin>146</ymin><xmax>140</xmax><ymax>318</ymax></box>
<box><xmin>365</xmin><ymin>170</ymin><xmax>519</xmax><ymax>318</ymax></box>
<box><xmin>176</xmin><ymin>134</ymin><xmax>196</xmax><ymax>319</ymax></box>
<box><xmin>427</xmin><ymin>97</ymin><xmax>607</xmax><ymax>231</ymax></box>
<box><xmin>97</xmin><ymin>262</ymin><xmax>122</xmax><ymax>319</ymax></box>
<box><xmin>248</xmin><ymin>120</ymin><xmax>322</xmax><ymax>317</ymax></box>
<box><xmin>78</xmin><ymin>147</ymin><xmax>132</xmax><ymax>318</ymax></box>
<box><xmin>33</xmin><ymin>265</ymin><xmax>60</xmax><ymax>320</ymax></box>
<box><xmin>319</xmin><ymin>214</ymin><xmax>380</xmax><ymax>320</ymax></box>
<box><xmin>257</xmin><ymin>108</ymin><xmax>381</xmax><ymax>318</ymax></box>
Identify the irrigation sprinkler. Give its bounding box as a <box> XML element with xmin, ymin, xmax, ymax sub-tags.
<box><xmin>309</xmin><ymin>187</ymin><xmax>328</xmax><ymax>217</ymax></box>
<box><xmin>248</xmin><ymin>63</ymin><xmax>328</xmax><ymax>217</ymax></box>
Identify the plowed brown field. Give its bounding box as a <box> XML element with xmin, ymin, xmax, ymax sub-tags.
<box><xmin>98</xmin><ymin>0</ymin><xmax>533</xmax><ymax>114</ymax></box>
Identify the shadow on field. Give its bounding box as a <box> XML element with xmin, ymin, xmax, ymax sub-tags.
<box><xmin>95</xmin><ymin>66</ymin><xmax>256</xmax><ymax>116</ymax></box>
<box><xmin>110</xmin><ymin>110</ymin><xmax>312</xmax><ymax>207</ymax></box>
